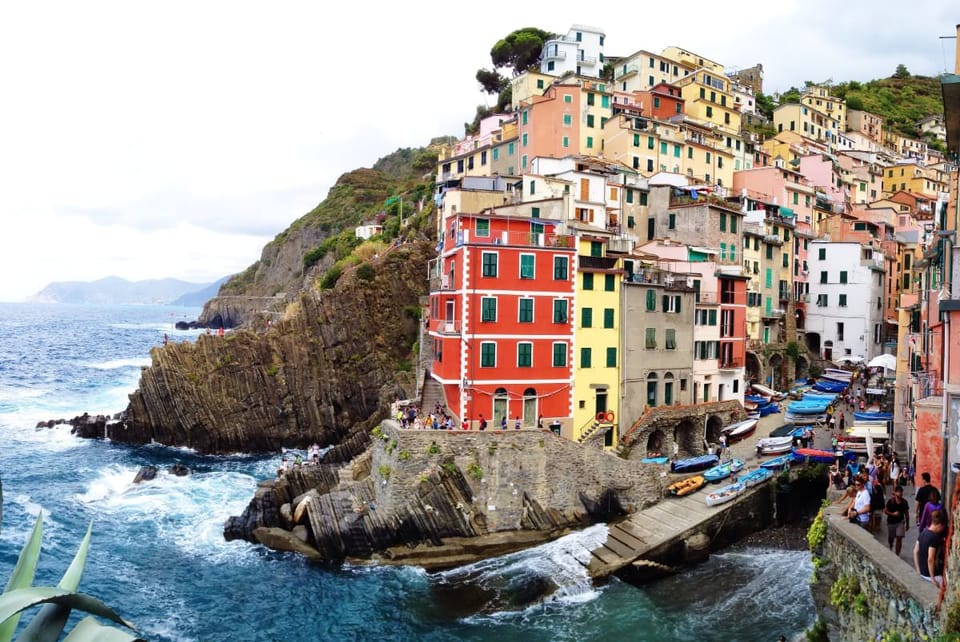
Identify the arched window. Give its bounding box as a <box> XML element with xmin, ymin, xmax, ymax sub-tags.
<box><xmin>646</xmin><ymin>372</ymin><xmax>658</xmax><ymax>408</ymax></box>
<box><xmin>522</xmin><ymin>387</ymin><xmax>537</xmax><ymax>427</ymax></box>
<box><xmin>663</xmin><ymin>372</ymin><xmax>675</xmax><ymax>406</ymax></box>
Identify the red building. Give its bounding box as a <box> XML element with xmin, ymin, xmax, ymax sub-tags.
<box><xmin>427</xmin><ymin>209</ymin><xmax>576</xmax><ymax>428</ymax></box>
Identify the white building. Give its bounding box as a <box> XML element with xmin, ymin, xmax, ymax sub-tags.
<box><xmin>539</xmin><ymin>25</ymin><xmax>605</xmax><ymax>79</ymax></box>
<box><xmin>805</xmin><ymin>240</ymin><xmax>886</xmax><ymax>363</ymax></box>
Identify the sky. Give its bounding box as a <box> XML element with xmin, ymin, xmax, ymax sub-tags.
<box><xmin>0</xmin><ymin>1</ymin><xmax>956</xmax><ymax>302</ymax></box>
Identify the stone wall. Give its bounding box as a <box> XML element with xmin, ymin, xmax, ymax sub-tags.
<box><xmin>620</xmin><ymin>399</ymin><xmax>744</xmax><ymax>458</ymax></box>
<box><xmin>811</xmin><ymin>503</ymin><xmax>939</xmax><ymax>641</ymax></box>
<box><xmin>375</xmin><ymin>421</ymin><xmax>666</xmax><ymax>532</ymax></box>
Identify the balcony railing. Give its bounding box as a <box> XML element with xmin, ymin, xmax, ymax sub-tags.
<box><xmin>459</xmin><ymin>230</ymin><xmax>575</xmax><ymax>249</ymax></box>
<box><xmin>428</xmin><ymin>275</ymin><xmax>455</xmax><ymax>292</ymax></box>
<box><xmin>432</xmin><ymin>319</ymin><xmax>462</xmax><ymax>335</ymax></box>
<box><xmin>616</xmin><ymin>64</ymin><xmax>639</xmax><ymax>80</ymax></box>
<box><xmin>580</xmin><ymin>255</ymin><xmax>619</xmax><ymax>270</ymax></box>
<box><xmin>697</xmin><ymin>291</ymin><xmax>719</xmax><ymax>304</ymax></box>
<box><xmin>624</xmin><ymin>267</ymin><xmax>695</xmax><ymax>291</ymax></box>
<box><xmin>719</xmin><ymin>358</ymin><xmax>744</xmax><ymax>370</ymax></box>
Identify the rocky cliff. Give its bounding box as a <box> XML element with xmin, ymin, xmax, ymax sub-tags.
<box><xmin>106</xmin><ymin>242</ymin><xmax>432</xmax><ymax>453</ymax></box>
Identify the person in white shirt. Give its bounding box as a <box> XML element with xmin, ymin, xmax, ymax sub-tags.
<box><xmin>845</xmin><ymin>478</ymin><xmax>871</xmax><ymax>527</ymax></box>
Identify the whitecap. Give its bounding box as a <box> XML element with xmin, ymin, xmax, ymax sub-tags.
<box><xmin>83</xmin><ymin>358</ymin><xmax>152</xmax><ymax>370</ymax></box>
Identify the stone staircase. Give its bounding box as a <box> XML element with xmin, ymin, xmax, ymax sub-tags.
<box><xmin>420</xmin><ymin>376</ymin><xmax>457</xmax><ymax>423</ymax></box>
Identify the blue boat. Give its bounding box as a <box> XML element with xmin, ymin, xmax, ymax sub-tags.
<box><xmin>760</xmin><ymin>454</ymin><xmax>794</xmax><ymax>471</ymax></box>
<box><xmin>744</xmin><ymin>394</ymin><xmax>768</xmax><ymax>405</ymax></box>
<box><xmin>671</xmin><ymin>454</ymin><xmax>720</xmax><ymax>474</ymax></box>
<box><xmin>758</xmin><ymin>402</ymin><xmax>780</xmax><ymax>416</ymax></box>
<box><xmin>703</xmin><ymin>458</ymin><xmax>745</xmax><ymax>483</ymax></box>
<box><xmin>740</xmin><ymin>467</ymin><xmax>775</xmax><ymax>487</ymax></box>
<box><xmin>802</xmin><ymin>392</ymin><xmax>837</xmax><ymax>402</ymax></box>
<box><xmin>642</xmin><ymin>456</ymin><xmax>669</xmax><ymax>464</ymax></box>
<box><xmin>786</xmin><ymin>401</ymin><xmax>830</xmax><ymax>414</ymax></box>
<box><xmin>813</xmin><ymin>380</ymin><xmax>848</xmax><ymax>393</ymax></box>
<box><xmin>853</xmin><ymin>412</ymin><xmax>892</xmax><ymax>421</ymax></box>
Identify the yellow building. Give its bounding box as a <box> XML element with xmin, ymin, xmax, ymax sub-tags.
<box><xmin>773</xmin><ymin>103</ymin><xmax>841</xmax><ymax>146</ymax></box>
<box><xmin>801</xmin><ymin>85</ymin><xmax>846</xmax><ymax>132</ymax></box>
<box><xmin>610</xmin><ymin>46</ymin><xmax>719</xmax><ymax>94</ymax></box>
<box><xmin>511</xmin><ymin>70</ymin><xmax>560</xmax><ymax>111</ymax></box>
<box><xmin>572</xmin><ymin>237</ymin><xmax>623</xmax><ymax>447</ymax></box>
<box><xmin>742</xmin><ymin>225</ymin><xmax>764</xmax><ymax>342</ymax></box>
<box><xmin>675</xmin><ymin>70</ymin><xmax>741</xmax><ymax>135</ymax></box>
<box><xmin>881</xmin><ymin>163</ymin><xmax>948</xmax><ymax>197</ymax></box>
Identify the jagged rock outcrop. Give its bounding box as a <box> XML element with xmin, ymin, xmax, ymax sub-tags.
<box><xmin>226</xmin><ymin>421</ymin><xmax>668</xmax><ymax>569</ymax></box>
<box><xmin>98</xmin><ymin>243</ymin><xmax>430</xmax><ymax>453</ymax></box>
<box><xmin>132</xmin><ymin>466</ymin><xmax>158</xmax><ymax>484</ymax></box>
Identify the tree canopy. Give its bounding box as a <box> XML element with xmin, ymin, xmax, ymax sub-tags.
<box><xmin>490</xmin><ymin>28</ymin><xmax>555</xmax><ymax>75</ymax></box>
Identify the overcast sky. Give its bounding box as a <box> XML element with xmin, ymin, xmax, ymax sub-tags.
<box><xmin>0</xmin><ymin>1</ymin><xmax>955</xmax><ymax>302</ymax></box>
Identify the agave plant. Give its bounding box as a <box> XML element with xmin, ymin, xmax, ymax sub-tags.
<box><xmin>0</xmin><ymin>478</ymin><xmax>143</xmax><ymax>641</ymax></box>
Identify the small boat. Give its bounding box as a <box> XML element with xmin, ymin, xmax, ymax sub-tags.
<box><xmin>703</xmin><ymin>458</ymin><xmax>745</xmax><ymax>483</ymax></box>
<box><xmin>740</xmin><ymin>467</ymin><xmax>774</xmax><ymax>487</ymax></box>
<box><xmin>751</xmin><ymin>383</ymin><xmax>786</xmax><ymax>401</ymax></box>
<box><xmin>823</xmin><ymin>368</ymin><xmax>854</xmax><ymax>382</ymax></box>
<box><xmin>721</xmin><ymin>418</ymin><xmax>759</xmax><ymax>443</ymax></box>
<box><xmin>758</xmin><ymin>402</ymin><xmax>780</xmax><ymax>417</ymax></box>
<box><xmin>642</xmin><ymin>456</ymin><xmax>670</xmax><ymax>464</ymax></box>
<box><xmin>768</xmin><ymin>423</ymin><xmax>797</xmax><ymax>438</ymax></box>
<box><xmin>791</xmin><ymin>448</ymin><xmax>836</xmax><ymax>464</ymax></box>
<box><xmin>761</xmin><ymin>454</ymin><xmax>795</xmax><ymax>471</ymax></box>
<box><xmin>705</xmin><ymin>480</ymin><xmax>746</xmax><ymax>506</ymax></box>
<box><xmin>785</xmin><ymin>412</ymin><xmax>827</xmax><ymax>425</ymax></box>
<box><xmin>671</xmin><ymin>454</ymin><xmax>720</xmax><ymax>474</ymax></box>
<box><xmin>744</xmin><ymin>394</ymin><xmax>768</xmax><ymax>405</ymax></box>
<box><xmin>853</xmin><ymin>412</ymin><xmax>892</xmax><ymax>421</ymax></box>
<box><xmin>668</xmin><ymin>475</ymin><xmax>706</xmax><ymax>497</ymax></box>
<box><xmin>802</xmin><ymin>392</ymin><xmax>838</xmax><ymax>402</ymax></box>
<box><xmin>813</xmin><ymin>380</ymin><xmax>848</xmax><ymax>393</ymax></box>
<box><xmin>756</xmin><ymin>435</ymin><xmax>793</xmax><ymax>455</ymax></box>
<box><xmin>786</xmin><ymin>400</ymin><xmax>831</xmax><ymax>414</ymax></box>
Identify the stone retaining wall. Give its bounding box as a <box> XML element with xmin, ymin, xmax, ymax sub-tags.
<box><xmin>811</xmin><ymin>503</ymin><xmax>940</xmax><ymax>641</ymax></box>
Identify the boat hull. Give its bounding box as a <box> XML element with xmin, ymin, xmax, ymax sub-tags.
<box><xmin>671</xmin><ymin>454</ymin><xmax>720</xmax><ymax>474</ymax></box>
<box><xmin>705</xmin><ymin>481</ymin><xmax>746</xmax><ymax>506</ymax></box>
<box><xmin>668</xmin><ymin>475</ymin><xmax>706</xmax><ymax>497</ymax></box>
<box><xmin>721</xmin><ymin>419</ymin><xmax>759</xmax><ymax>443</ymax></box>
<box><xmin>741</xmin><ymin>468</ymin><xmax>774</xmax><ymax>487</ymax></box>
<box><xmin>791</xmin><ymin>448</ymin><xmax>836</xmax><ymax>464</ymax></box>
<box><xmin>760</xmin><ymin>454</ymin><xmax>794</xmax><ymax>470</ymax></box>
<box><xmin>703</xmin><ymin>458</ymin><xmax>745</xmax><ymax>483</ymax></box>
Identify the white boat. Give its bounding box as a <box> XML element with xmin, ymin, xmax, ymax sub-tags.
<box><xmin>751</xmin><ymin>383</ymin><xmax>786</xmax><ymax>401</ymax></box>
<box><xmin>705</xmin><ymin>480</ymin><xmax>746</xmax><ymax>506</ymax></box>
<box><xmin>740</xmin><ymin>468</ymin><xmax>774</xmax><ymax>487</ymax></box>
<box><xmin>721</xmin><ymin>418</ymin><xmax>759</xmax><ymax>443</ymax></box>
<box><xmin>822</xmin><ymin>368</ymin><xmax>854</xmax><ymax>383</ymax></box>
<box><xmin>756</xmin><ymin>435</ymin><xmax>794</xmax><ymax>455</ymax></box>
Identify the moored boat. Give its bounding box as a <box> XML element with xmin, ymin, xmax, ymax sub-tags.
<box><xmin>757</xmin><ymin>402</ymin><xmax>780</xmax><ymax>417</ymax></box>
<box><xmin>822</xmin><ymin>368</ymin><xmax>854</xmax><ymax>382</ymax></box>
<box><xmin>740</xmin><ymin>467</ymin><xmax>774</xmax><ymax>487</ymax></box>
<box><xmin>791</xmin><ymin>447</ymin><xmax>836</xmax><ymax>464</ymax></box>
<box><xmin>756</xmin><ymin>435</ymin><xmax>793</xmax><ymax>455</ymax></box>
<box><xmin>751</xmin><ymin>383</ymin><xmax>786</xmax><ymax>401</ymax></box>
<box><xmin>853</xmin><ymin>411</ymin><xmax>892</xmax><ymax>421</ymax></box>
<box><xmin>721</xmin><ymin>418</ymin><xmax>759</xmax><ymax>443</ymax></box>
<box><xmin>705</xmin><ymin>480</ymin><xmax>746</xmax><ymax>506</ymax></box>
<box><xmin>670</xmin><ymin>454</ymin><xmax>720</xmax><ymax>474</ymax></box>
<box><xmin>668</xmin><ymin>475</ymin><xmax>706</xmax><ymax>497</ymax></box>
<box><xmin>703</xmin><ymin>458</ymin><xmax>745</xmax><ymax>483</ymax></box>
<box><xmin>642</xmin><ymin>456</ymin><xmax>670</xmax><ymax>464</ymax></box>
<box><xmin>760</xmin><ymin>453</ymin><xmax>795</xmax><ymax>471</ymax></box>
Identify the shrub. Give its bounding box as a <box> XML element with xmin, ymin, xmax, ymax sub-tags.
<box><xmin>807</xmin><ymin>508</ymin><xmax>826</xmax><ymax>551</ymax></box>
<box><xmin>378</xmin><ymin>464</ymin><xmax>391</xmax><ymax>481</ymax></box>
<box><xmin>320</xmin><ymin>264</ymin><xmax>343</xmax><ymax>290</ymax></box>
<box><xmin>441</xmin><ymin>462</ymin><xmax>458</xmax><ymax>475</ymax></box>
<box><xmin>266</xmin><ymin>365</ymin><xmax>279</xmax><ymax>377</ymax></box>
<box><xmin>356</xmin><ymin>263</ymin><xmax>376</xmax><ymax>282</ymax></box>
<box><xmin>830</xmin><ymin>575</ymin><xmax>860</xmax><ymax>612</ymax></box>
<box><xmin>385</xmin><ymin>439</ymin><xmax>397</xmax><ymax>455</ymax></box>
<box><xmin>371</xmin><ymin>426</ymin><xmax>385</xmax><ymax>440</ymax></box>
<box><xmin>427</xmin><ymin>442</ymin><xmax>440</xmax><ymax>455</ymax></box>
<box><xmin>398</xmin><ymin>450</ymin><xmax>410</xmax><ymax>461</ymax></box>
<box><xmin>468</xmin><ymin>462</ymin><xmax>483</xmax><ymax>481</ymax></box>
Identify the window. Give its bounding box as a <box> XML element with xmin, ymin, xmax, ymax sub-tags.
<box><xmin>820</xmin><ymin>271</ymin><xmax>828</xmax><ymax>284</ymax></box>
<box><xmin>604</xmin><ymin>274</ymin><xmax>615</xmax><ymax>291</ymax></box>
<box><xmin>522</xmin><ymin>133</ymin><xmax>528</xmax><ymax>146</ymax></box>
<box><xmin>481</xmin><ymin>297</ymin><xmax>497</xmax><ymax>322</ymax></box>
<box><xmin>519</xmin><ymin>298</ymin><xmax>534</xmax><ymax>322</ymax></box>
<box><xmin>476</xmin><ymin>219</ymin><xmax>490</xmax><ymax>237</ymax></box>
<box><xmin>606</xmin><ymin>347</ymin><xmax>617</xmax><ymax>367</ymax></box>
<box><xmin>581</xmin><ymin>307</ymin><xmax>593</xmax><ymax>328</ymax></box>
<box><xmin>836</xmin><ymin>323</ymin><xmax>844</xmax><ymax>341</ymax></box>
<box><xmin>582</xmin><ymin>273</ymin><xmax>594</xmax><ymax>290</ymax></box>
<box><xmin>817</xmin><ymin>294</ymin><xmax>828</xmax><ymax>307</ymax></box>
<box><xmin>586</xmin><ymin>114</ymin><xmax>594</xmax><ymax>127</ymax></box>
<box><xmin>520</xmin><ymin>254</ymin><xmax>535</xmax><ymax>279</ymax></box>
<box><xmin>633</xmin><ymin>133</ymin><xmax>640</xmax><ymax>147</ymax></box>
<box><xmin>765</xmin><ymin>268</ymin><xmax>773</xmax><ymax>289</ymax></box>
<box><xmin>818</xmin><ymin>247</ymin><xmax>826</xmax><ymax>260</ymax></box>
<box><xmin>839</xmin><ymin>271</ymin><xmax>848</xmax><ymax>284</ymax></box>
<box><xmin>720</xmin><ymin>213</ymin><xmax>727</xmax><ymax>232</ymax></box>
<box><xmin>536</xmin><ymin>79</ymin><xmax>544</xmax><ymax>89</ymax></box>
<box><xmin>673</xmin><ymin>144</ymin><xmax>680</xmax><ymax>158</ymax></box>
<box><xmin>563</xmin><ymin>114</ymin><xmax>572</xmax><ymax>126</ymax></box>
<box><xmin>646</xmin><ymin>289</ymin><xmax>657</xmax><ymax>311</ymax></box>
<box><xmin>645</xmin><ymin>328</ymin><xmax>657</xmax><ymax>349</ymax></box>
<box><xmin>480</xmin><ymin>342</ymin><xmax>496</xmax><ymax>367</ymax></box>
<box><xmin>553</xmin><ymin>256</ymin><xmax>568</xmax><ymax>280</ymax></box>
<box><xmin>552</xmin><ymin>342</ymin><xmax>567</xmax><ymax>367</ymax></box>
<box><xmin>660</xmin><ymin>141</ymin><xmax>667</xmax><ymax>154</ymax></box>
<box><xmin>529</xmin><ymin>180</ymin><xmax>536</xmax><ymax>195</ymax></box>
<box><xmin>648</xmin><ymin>136</ymin><xmax>655</xmax><ymax>149</ymax></box>
<box><xmin>782</xmin><ymin>253</ymin><xmax>789</xmax><ymax>268</ymax></box>
<box><xmin>662</xmin><ymin>294</ymin><xmax>681</xmax><ymax>313</ymax></box>
<box><xmin>562</xmin><ymin>136</ymin><xmax>569</xmax><ymax>148</ymax></box>
<box><xmin>482</xmin><ymin>252</ymin><xmax>498</xmax><ymax>277</ymax></box>
<box><xmin>586</xmin><ymin>136</ymin><xmax>593</xmax><ymax>149</ymax></box>
<box><xmin>522</xmin><ymin>111</ymin><xmax>528</xmax><ymax>125</ymax></box>
<box><xmin>668</xmin><ymin>213</ymin><xmax>676</xmax><ymax>229</ymax></box>
<box><xmin>562</xmin><ymin>94</ymin><xmax>571</xmax><ymax>103</ymax></box>
<box><xmin>553</xmin><ymin>299</ymin><xmax>567</xmax><ymax>323</ymax></box>
<box><xmin>580</xmin><ymin>347</ymin><xmax>592</xmax><ymax>368</ymax></box>
<box><xmin>492</xmin><ymin>148</ymin><xmax>499</xmax><ymax>161</ymax></box>
<box><xmin>586</xmin><ymin>92</ymin><xmax>594</xmax><ymax>105</ymax></box>
<box><xmin>603</xmin><ymin>308</ymin><xmax>614</xmax><ymax>328</ymax></box>
<box><xmin>517</xmin><ymin>342</ymin><xmax>532</xmax><ymax>367</ymax></box>
<box><xmin>730</xmin><ymin>216</ymin><xmax>737</xmax><ymax>233</ymax></box>
<box><xmin>766</xmin><ymin>245</ymin><xmax>773</xmax><ymax>260</ymax></box>
<box><xmin>665</xmin><ymin>328</ymin><xmax>677</xmax><ymax>350</ymax></box>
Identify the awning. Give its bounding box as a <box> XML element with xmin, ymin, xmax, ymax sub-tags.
<box><xmin>865</xmin><ymin>388</ymin><xmax>886</xmax><ymax>396</ymax></box>
<box><xmin>779</xmin><ymin>207</ymin><xmax>795</xmax><ymax>218</ymax></box>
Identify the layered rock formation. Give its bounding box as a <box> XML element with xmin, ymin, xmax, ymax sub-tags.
<box><xmin>225</xmin><ymin>421</ymin><xmax>667</xmax><ymax>569</ymax></box>
<box><xmin>103</xmin><ymin>243</ymin><xmax>431</xmax><ymax>453</ymax></box>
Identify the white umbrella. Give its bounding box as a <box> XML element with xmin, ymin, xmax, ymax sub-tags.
<box><xmin>834</xmin><ymin>355</ymin><xmax>864</xmax><ymax>365</ymax></box>
<box><xmin>867</xmin><ymin>354</ymin><xmax>896</xmax><ymax>371</ymax></box>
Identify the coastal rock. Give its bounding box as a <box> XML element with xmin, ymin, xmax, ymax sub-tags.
<box><xmin>89</xmin><ymin>244</ymin><xmax>430</xmax><ymax>454</ymax></box>
<box><xmin>169</xmin><ymin>464</ymin><xmax>190</xmax><ymax>476</ymax></box>
<box><xmin>252</xmin><ymin>527</ymin><xmax>324</xmax><ymax>561</ymax></box>
<box><xmin>132</xmin><ymin>466</ymin><xmax>158</xmax><ymax>484</ymax></box>
<box><xmin>68</xmin><ymin>413</ymin><xmax>109</xmax><ymax>439</ymax></box>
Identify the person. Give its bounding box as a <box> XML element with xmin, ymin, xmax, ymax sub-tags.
<box><xmin>718</xmin><ymin>434</ymin><xmax>727</xmax><ymax>459</ymax></box>
<box><xmin>890</xmin><ymin>457</ymin><xmax>900</xmax><ymax>487</ymax></box>
<box><xmin>884</xmin><ymin>485</ymin><xmax>910</xmax><ymax>555</ymax></box>
<box><xmin>514</xmin><ymin>415</ymin><xmax>521</xmax><ymax>430</ymax></box>
<box><xmin>915</xmin><ymin>509</ymin><xmax>947</xmax><ymax>588</ymax></box>
<box><xmin>896</xmin><ymin>465</ymin><xmax>909</xmax><ymax>488</ymax></box>
<box><xmin>461</xmin><ymin>418</ymin><xmax>469</xmax><ymax>431</ymax></box>
<box><xmin>918</xmin><ymin>488</ymin><xmax>944</xmax><ymax>533</ymax></box>
<box><xmin>537</xmin><ymin>416</ymin><xmax>544</xmax><ymax>430</ymax></box>
<box><xmin>673</xmin><ymin>441</ymin><xmax>680</xmax><ymax>461</ymax></box>
<box><xmin>838</xmin><ymin>411</ymin><xmax>845</xmax><ymax>431</ymax></box>
<box><xmin>915</xmin><ymin>472</ymin><xmax>937</xmax><ymax>526</ymax></box>
<box><xmin>845</xmin><ymin>478</ymin><xmax>872</xmax><ymax>527</ymax></box>
<box><xmin>163</xmin><ymin>333</ymin><xmax>169</xmax><ymax>345</ymax></box>
<box><xmin>479</xmin><ymin>414</ymin><xmax>487</xmax><ymax>431</ymax></box>
<box><xmin>869</xmin><ymin>475</ymin><xmax>886</xmax><ymax>532</ymax></box>
<box><xmin>500</xmin><ymin>415</ymin><xmax>507</xmax><ymax>430</ymax></box>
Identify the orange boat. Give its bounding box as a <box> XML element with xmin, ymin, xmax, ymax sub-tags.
<box><xmin>668</xmin><ymin>475</ymin><xmax>706</xmax><ymax>497</ymax></box>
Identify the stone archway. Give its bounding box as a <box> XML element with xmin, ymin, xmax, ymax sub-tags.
<box><xmin>768</xmin><ymin>353</ymin><xmax>785</xmax><ymax>390</ymax></box>
<box><xmin>674</xmin><ymin>418</ymin><xmax>701</xmax><ymax>456</ymax></box>
<box><xmin>745</xmin><ymin>351</ymin><xmax>762</xmax><ymax>383</ymax></box>
<box><xmin>705</xmin><ymin>415</ymin><xmax>724</xmax><ymax>444</ymax></box>
<box><xmin>795</xmin><ymin>355</ymin><xmax>809</xmax><ymax>380</ymax></box>
<box><xmin>646</xmin><ymin>429</ymin><xmax>665</xmax><ymax>456</ymax></box>
<box><xmin>805</xmin><ymin>332</ymin><xmax>821</xmax><ymax>357</ymax></box>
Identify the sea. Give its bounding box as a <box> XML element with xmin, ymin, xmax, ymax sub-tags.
<box><xmin>0</xmin><ymin>303</ymin><xmax>816</xmax><ymax>641</ymax></box>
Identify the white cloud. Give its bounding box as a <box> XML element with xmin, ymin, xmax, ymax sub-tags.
<box><xmin>0</xmin><ymin>0</ymin><xmax>954</xmax><ymax>301</ymax></box>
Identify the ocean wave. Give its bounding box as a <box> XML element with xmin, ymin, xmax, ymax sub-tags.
<box><xmin>83</xmin><ymin>357</ymin><xmax>152</xmax><ymax>370</ymax></box>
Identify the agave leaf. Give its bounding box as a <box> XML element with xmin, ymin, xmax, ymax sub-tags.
<box><xmin>17</xmin><ymin>521</ymin><xmax>95</xmax><ymax>642</ymax></box>
<box><xmin>0</xmin><ymin>514</ymin><xmax>44</xmax><ymax>642</ymax></box>
<box><xmin>0</xmin><ymin>587</ymin><xmax>136</xmax><ymax>634</ymax></box>
<box><xmin>61</xmin><ymin>616</ymin><xmax>145</xmax><ymax>642</ymax></box>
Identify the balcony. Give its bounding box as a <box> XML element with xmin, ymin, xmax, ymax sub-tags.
<box><xmin>763</xmin><ymin>234</ymin><xmax>783</xmax><ymax>246</ymax></box>
<box><xmin>433</xmin><ymin>319</ymin><xmax>462</xmax><ymax>336</ymax></box>
<box><xmin>616</xmin><ymin>64</ymin><xmax>639</xmax><ymax>80</ymax></box>
<box><xmin>578</xmin><ymin>54</ymin><xmax>598</xmax><ymax>66</ymax></box>
<box><xmin>719</xmin><ymin>358</ymin><xmax>744</xmax><ymax>370</ymax></box>
<box><xmin>624</xmin><ymin>267</ymin><xmax>695</xmax><ymax>291</ymax></box>
<box><xmin>429</xmin><ymin>274</ymin><xmax>455</xmax><ymax>292</ymax></box>
<box><xmin>460</xmin><ymin>230</ymin><xmax>575</xmax><ymax>249</ymax></box>
<box><xmin>761</xmin><ymin>308</ymin><xmax>785</xmax><ymax>319</ymax></box>
<box><xmin>543</xmin><ymin>50</ymin><xmax>567</xmax><ymax>62</ymax></box>
<box><xmin>580</xmin><ymin>255</ymin><xmax>619</xmax><ymax>270</ymax></box>
<box><xmin>697</xmin><ymin>291</ymin><xmax>720</xmax><ymax>305</ymax></box>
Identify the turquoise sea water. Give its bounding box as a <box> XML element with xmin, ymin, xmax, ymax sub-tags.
<box><xmin>0</xmin><ymin>303</ymin><xmax>815</xmax><ymax>641</ymax></box>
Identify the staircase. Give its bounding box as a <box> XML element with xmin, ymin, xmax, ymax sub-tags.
<box><xmin>419</xmin><ymin>376</ymin><xmax>457</xmax><ymax>423</ymax></box>
<box><xmin>578</xmin><ymin>417</ymin><xmax>612</xmax><ymax>444</ymax></box>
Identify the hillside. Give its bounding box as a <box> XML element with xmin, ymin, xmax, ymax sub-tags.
<box><xmin>832</xmin><ymin>73</ymin><xmax>944</xmax><ymax>145</ymax></box>
<box><xmin>198</xmin><ymin>142</ymin><xmax>444</xmax><ymax>327</ymax></box>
